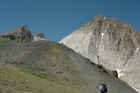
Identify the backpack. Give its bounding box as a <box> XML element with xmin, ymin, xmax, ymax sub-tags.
<box><xmin>102</xmin><ymin>84</ymin><xmax>107</xmax><ymax>92</ymax></box>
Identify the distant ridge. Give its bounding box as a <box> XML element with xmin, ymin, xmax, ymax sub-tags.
<box><xmin>0</xmin><ymin>25</ymin><xmax>50</xmax><ymax>42</ymax></box>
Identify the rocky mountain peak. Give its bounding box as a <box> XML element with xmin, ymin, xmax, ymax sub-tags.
<box><xmin>21</xmin><ymin>25</ymin><xmax>29</xmax><ymax>31</ymax></box>
<box><xmin>60</xmin><ymin>14</ymin><xmax>140</xmax><ymax>69</ymax></box>
<box><xmin>1</xmin><ymin>25</ymin><xmax>32</xmax><ymax>43</ymax></box>
<box><xmin>81</xmin><ymin>14</ymin><xmax>107</xmax><ymax>29</ymax></box>
<box><xmin>59</xmin><ymin>14</ymin><xmax>140</xmax><ymax>91</ymax></box>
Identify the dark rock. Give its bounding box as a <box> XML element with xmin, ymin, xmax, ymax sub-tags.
<box><xmin>112</xmin><ymin>70</ymin><xmax>118</xmax><ymax>78</ymax></box>
<box><xmin>1</xmin><ymin>25</ymin><xmax>32</xmax><ymax>43</ymax></box>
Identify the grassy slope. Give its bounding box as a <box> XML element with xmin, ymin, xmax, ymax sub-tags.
<box><xmin>0</xmin><ymin>64</ymin><xmax>83</xmax><ymax>93</ymax></box>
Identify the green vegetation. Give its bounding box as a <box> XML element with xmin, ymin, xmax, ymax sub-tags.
<box><xmin>0</xmin><ymin>64</ymin><xmax>83</xmax><ymax>93</ymax></box>
<box><xmin>0</xmin><ymin>35</ymin><xmax>17</xmax><ymax>44</ymax></box>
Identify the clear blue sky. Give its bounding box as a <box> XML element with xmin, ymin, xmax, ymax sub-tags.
<box><xmin>0</xmin><ymin>0</ymin><xmax>140</xmax><ymax>42</ymax></box>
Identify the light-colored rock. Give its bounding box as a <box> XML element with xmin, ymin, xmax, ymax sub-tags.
<box><xmin>32</xmin><ymin>33</ymin><xmax>50</xmax><ymax>42</ymax></box>
<box><xmin>59</xmin><ymin>14</ymin><xmax>140</xmax><ymax>91</ymax></box>
<box><xmin>121</xmin><ymin>49</ymin><xmax>140</xmax><ymax>92</ymax></box>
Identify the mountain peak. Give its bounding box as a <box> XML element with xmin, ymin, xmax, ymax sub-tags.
<box><xmin>60</xmin><ymin>14</ymin><xmax>140</xmax><ymax>91</ymax></box>
<box><xmin>81</xmin><ymin>14</ymin><xmax>109</xmax><ymax>29</ymax></box>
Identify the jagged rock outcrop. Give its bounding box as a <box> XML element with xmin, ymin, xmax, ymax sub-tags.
<box><xmin>1</xmin><ymin>25</ymin><xmax>32</xmax><ymax>43</ymax></box>
<box><xmin>59</xmin><ymin>14</ymin><xmax>140</xmax><ymax>92</ymax></box>
<box><xmin>32</xmin><ymin>33</ymin><xmax>50</xmax><ymax>42</ymax></box>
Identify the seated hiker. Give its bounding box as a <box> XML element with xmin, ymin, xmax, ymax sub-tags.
<box><xmin>100</xmin><ymin>84</ymin><xmax>107</xmax><ymax>93</ymax></box>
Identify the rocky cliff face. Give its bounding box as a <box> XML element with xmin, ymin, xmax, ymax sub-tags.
<box><xmin>59</xmin><ymin>14</ymin><xmax>140</xmax><ymax>92</ymax></box>
<box><xmin>1</xmin><ymin>25</ymin><xmax>32</xmax><ymax>43</ymax></box>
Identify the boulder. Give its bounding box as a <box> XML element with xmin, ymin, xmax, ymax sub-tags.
<box><xmin>112</xmin><ymin>70</ymin><xmax>118</xmax><ymax>78</ymax></box>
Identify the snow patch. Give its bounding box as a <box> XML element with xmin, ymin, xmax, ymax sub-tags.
<box><xmin>101</xmin><ymin>33</ymin><xmax>104</xmax><ymax>38</ymax></box>
<box><xmin>129</xmin><ymin>84</ymin><xmax>140</xmax><ymax>93</ymax></box>
<box><xmin>116</xmin><ymin>69</ymin><xmax>123</xmax><ymax>78</ymax></box>
<box><xmin>135</xmin><ymin>48</ymin><xmax>139</xmax><ymax>52</ymax></box>
<box><xmin>104</xmin><ymin>17</ymin><xmax>106</xmax><ymax>19</ymax></box>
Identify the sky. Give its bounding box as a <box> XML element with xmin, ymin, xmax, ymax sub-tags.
<box><xmin>0</xmin><ymin>0</ymin><xmax>140</xmax><ymax>42</ymax></box>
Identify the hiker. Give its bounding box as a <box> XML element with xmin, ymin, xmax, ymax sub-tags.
<box><xmin>100</xmin><ymin>84</ymin><xmax>107</xmax><ymax>93</ymax></box>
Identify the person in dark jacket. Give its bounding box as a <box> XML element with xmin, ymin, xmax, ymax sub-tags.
<box><xmin>100</xmin><ymin>84</ymin><xmax>107</xmax><ymax>93</ymax></box>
